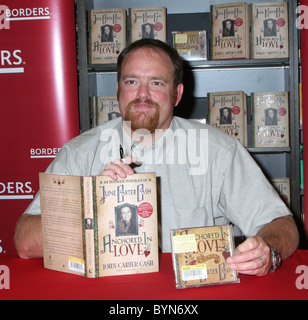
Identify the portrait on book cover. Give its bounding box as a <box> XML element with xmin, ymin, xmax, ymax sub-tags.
<box><xmin>115</xmin><ymin>203</ymin><xmax>138</xmax><ymax>236</ymax></box>
<box><xmin>108</xmin><ymin>111</ymin><xmax>121</xmax><ymax>121</ymax></box>
<box><xmin>85</xmin><ymin>218</ymin><xmax>93</xmax><ymax>230</ymax></box>
<box><xmin>101</xmin><ymin>24</ymin><xmax>114</xmax><ymax>42</ymax></box>
<box><xmin>265</xmin><ymin>108</ymin><xmax>278</xmax><ymax>126</ymax></box>
<box><xmin>220</xmin><ymin>107</ymin><xmax>232</xmax><ymax>125</ymax></box>
<box><xmin>142</xmin><ymin>23</ymin><xmax>154</xmax><ymax>39</ymax></box>
<box><xmin>222</xmin><ymin>19</ymin><xmax>235</xmax><ymax>37</ymax></box>
<box><xmin>264</xmin><ymin>19</ymin><xmax>277</xmax><ymax>37</ymax></box>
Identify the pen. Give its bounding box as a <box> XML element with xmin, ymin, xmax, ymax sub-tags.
<box><xmin>119</xmin><ymin>144</ymin><xmax>127</xmax><ymax>163</ymax></box>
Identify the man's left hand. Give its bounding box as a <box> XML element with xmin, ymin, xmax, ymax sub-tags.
<box><xmin>226</xmin><ymin>236</ymin><xmax>271</xmax><ymax>276</ymax></box>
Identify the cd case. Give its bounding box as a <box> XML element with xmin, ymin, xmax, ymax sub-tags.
<box><xmin>172</xmin><ymin>30</ymin><xmax>207</xmax><ymax>61</ymax></box>
<box><xmin>170</xmin><ymin>225</ymin><xmax>240</xmax><ymax>289</ymax></box>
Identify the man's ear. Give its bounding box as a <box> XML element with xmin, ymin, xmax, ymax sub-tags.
<box><xmin>116</xmin><ymin>82</ymin><xmax>119</xmax><ymax>100</ymax></box>
<box><xmin>174</xmin><ymin>83</ymin><xmax>184</xmax><ymax>107</ymax></box>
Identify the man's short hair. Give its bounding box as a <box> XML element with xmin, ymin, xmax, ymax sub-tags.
<box><xmin>117</xmin><ymin>39</ymin><xmax>184</xmax><ymax>87</ymax></box>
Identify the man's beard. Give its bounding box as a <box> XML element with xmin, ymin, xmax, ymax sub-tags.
<box><xmin>123</xmin><ymin>98</ymin><xmax>160</xmax><ymax>134</ymax></box>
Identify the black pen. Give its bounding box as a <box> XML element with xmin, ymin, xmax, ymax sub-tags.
<box><xmin>119</xmin><ymin>144</ymin><xmax>127</xmax><ymax>163</ymax></box>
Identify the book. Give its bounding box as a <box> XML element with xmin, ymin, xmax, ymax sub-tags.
<box><xmin>39</xmin><ymin>172</ymin><xmax>159</xmax><ymax>278</ymax></box>
<box><xmin>170</xmin><ymin>225</ymin><xmax>239</xmax><ymax>289</ymax></box>
<box><xmin>210</xmin><ymin>2</ymin><xmax>250</xmax><ymax>60</ymax></box>
<box><xmin>90</xmin><ymin>96</ymin><xmax>120</xmax><ymax>128</ymax></box>
<box><xmin>251</xmin><ymin>2</ymin><xmax>289</xmax><ymax>59</ymax></box>
<box><xmin>88</xmin><ymin>8</ymin><xmax>126</xmax><ymax>64</ymax></box>
<box><xmin>129</xmin><ymin>7</ymin><xmax>167</xmax><ymax>43</ymax></box>
<box><xmin>271</xmin><ymin>178</ymin><xmax>290</xmax><ymax>207</ymax></box>
<box><xmin>251</xmin><ymin>91</ymin><xmax>289</xmax><ymax>147</ymax></box>
<box><xmin>207</xmin><ymin>91</ymin><xmax>248</xmax><ymax>147</ymax></box>
<box><xmin>172</xmin><ymin>30</ymin><xmax>207</xmax><ymax>61</ymax></box>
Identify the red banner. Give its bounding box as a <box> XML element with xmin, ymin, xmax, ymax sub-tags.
<box><xmin>300</xmin><ymin>0</ymin><xmax>308</xmax><ymax>245</ymax></box>
<box><xmin>0</xmin><ymin>0</ymin><xmax>80</xmax><ymax>255</ymax></box>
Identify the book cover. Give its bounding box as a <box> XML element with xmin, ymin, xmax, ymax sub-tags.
<box><xmin>271</xmin><ymin>178</ymin><xmax>291</xmax><ymax>207</ymax></box>
<box><xmin>88</xmin><ymin>8</ymin><xmax>126</xmax><ymax>64</ymax></box>
<box><xmin>252</xmin><ymin>91</ymin><xmax>289</xmax><ymax>147</ymax></box>
<box><xmin>171</xmin><ymin>225</ymin><xmax>239</xmax><ymax>289</ymax></box>
<box><xmin>129</xmin><ymin>7</ymin><xmax>167</xmax><ymax>43</ymax></box>
<box><xmin>39</xmin><ymin>172</ymin><xmax>159</xmax><ymax>278</ymax></box>
<box><xmin>172</xmin><ymin>30</ymin><xmax>207</xmax><ymax>61</ymax></box>
<box><xmin>251</xmin><ymin>2</ymin><xmax>289</xmax><ymax>59</ymax></box>
<box><xmin>210</xmin><ymin>2</ymin><xmax>250</xmax><ymax>60</ymax></box>
<box><xmin>208</xmin><ymin>91</ymin><xmax>248</xmax><ymax>147</ymax></box>
<box><xmin>90</xmin><ymin>96</ymin><xmax>120</xmax><ymax>128</ymax></box>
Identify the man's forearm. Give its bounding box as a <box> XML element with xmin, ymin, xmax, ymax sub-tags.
<box><xmin>256</xmin><ymin>216</ymin><xmax>299</xmax><ymax>260</ymax></box>
<box><xmin>14</xmin><ymin>214</ymin><xmax>43</xmax><ymax>259</ymax></box>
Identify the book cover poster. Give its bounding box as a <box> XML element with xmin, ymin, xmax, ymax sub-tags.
<box><xmin>129</xmin><ymin>7</ymin><xmax>167</xmax><ymax>42</ymax></box>
<box><xmin>94</xmin><ymin>173</ymin><xmax>159</xmax><ymax>277</ymax></box>
<box><xmin>208</xmin><ymin>91</ymin><xmax>248</xmax><ymax>147</ymax></box>
<box><xmin>210</xmin><ymin>2</ymin><xmax>250</xmax><ymax>60</ymax></box>
<box><xmin>171</xmin><ymin>225</ymin><xmax>239</xmax><ymax>289</ymax></box>
<box><xmin>88</xmin><ymin>8</ymin><xmax>126</xmax><ymax>64</ymax></box>
<box><xmin>252</xmin><ymin>92</ymin><xmax>289</xmax><ymax>147</ymax></box>
<box><xmin>251</xmin><ymin>2</ymin><xmax>289</xmax><ymax>59</ymax></box>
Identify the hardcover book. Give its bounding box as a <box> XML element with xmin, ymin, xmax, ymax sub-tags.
<box><xmin>208</xmin><ymin>91</ymin><xmax>248</xmax><ymax>147</ymax></box>
<box><xmin>172</xmin><ymin>30</ymin><xmax>207</xmax><ymax>61</ymax></box>
<box><xmin>251</xmin><ymin>2</ymin><xmax>289</xmax><ymax>59</ymax></box>
<box><xmin>251</xmin><ymin>91</ymin><xmax>289</xmax><ymax>147</ymax></box>
<box><xmin>171</xmin><ymin>225</ymin><xmax>239</xmax><ymax>289</ymax></box>
<box><xmin>90</xmin><ymin>96</ymin><xmax>120</xmax><ymax>128</ymax></box>
<box><xmin>88</xmin><ymin>8</ymin><xmax>126</xmax><ymax>64</ymax></box>
<box><xmin>210</xmin><ymin>2</ymin><xmax>250</xmax><ymax>60</ymax></box>
<box><xmin>271</xmin><ymin>178</ymin><xmax>291</xmax><ymax>207</ymax></box>
<box><xmin>39</xmin><ymin>172</ymin><xmax>159</xmax><ymax>278</ymax></box>
<box><xmin>129</xmin><ymin>7</ymin><xmax>167</xmax><ymax>43</ymax></box>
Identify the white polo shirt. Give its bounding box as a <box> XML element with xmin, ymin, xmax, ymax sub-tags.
<box><xmin>24</xmin><ymin>117</ymin><xmax>292</xmax><ymax>252</ymax></box>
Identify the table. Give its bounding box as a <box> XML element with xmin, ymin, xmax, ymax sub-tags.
<box><xmin>1</xmin><ymin>251</ymin><xmax>308</xmax><ymax>300</ymax></box>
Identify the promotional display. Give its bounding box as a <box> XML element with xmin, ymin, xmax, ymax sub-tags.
<box><xmin>301</xmin><ymin>20</ymin><xmax>308</xmax><ymax>245</ymax></box>
<box><xmin>0</xmin><ymin>0</ymin><xmax>80</xmax><ymax>255</ymax></box>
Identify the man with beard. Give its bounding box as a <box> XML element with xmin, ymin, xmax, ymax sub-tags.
<box><xmin>15</xmin><ymin>39</ymin><xmax>299</xmax><ymax>276</ymax></box>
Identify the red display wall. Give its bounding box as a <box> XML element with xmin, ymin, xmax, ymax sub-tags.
<box><xmin>0</xmin><ymin>1</ymin><xmax>80</xmax><ymax>255</ymax></box>
<box><xmin>300</xmin><ymin>0</ymin><xmax>308</xmax><ymax>244</ymax></box>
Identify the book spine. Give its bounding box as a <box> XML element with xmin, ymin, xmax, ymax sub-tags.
<box><xmin>82</xmin><ymin>176</ymin><xmax>96</xmax><ymax>278</ymax></box>
<box><xmin>246</xmin><ymin>3</ymin><xmax>251</xmax><ymax>59</ymax></box>
<box><xmin>251</xmin><ymin>92</ymin><xmax>256</xmax><ymax>147</ymax></box>
<box><xmin>250</xmin><ymin>4</ymin><xmax>255</xmax><ymax>59</ymax></box>
<box><xmin>88</xmin><ymin>10</ymin><xmax>93</xmax><ymax>64</ymax></box>
<box><xmin>92</xmin><ymin>177</ymin><xmax>100</xmax><ymax>278</ymax></box>
<box><xmin>128</xmin><ymin>8</ymin><xmax>132</xmax><ymax>44</ymax></box>
<box><xmin>207</xmin><ymin>92</ymin><xmax>211</xmax><ymax>124</ymax></box>
<box><xmin>209</xmin><ymin>5</ymin><xmax>214</xmax><ymax>60</ymax></box>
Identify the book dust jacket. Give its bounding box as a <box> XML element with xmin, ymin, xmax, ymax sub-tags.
<box><xmin>40</xmin><ymin>173</ymin><xmax>159</xmax><ymax>278</ymax></box>
<box><xmin>210</xmin><ymin>2</ymin><xmax>250</xmax><ymax>60</ymax></box>
<box><xmin>251</xmin><ymin>2</ymin><xmax>289</xmax><ymax>59</ymax></box>
<box><xmin>88</xmin><ymin>8</ymin><xmax>126</xmax><ymax>64</ymax></box>
<box><xmin>208</xmin><ymin>91</ymin><xmax>248</xmax><ymax>147</ymax></box>
<box><xmin>129</xmin><ymin>7</ymin><xmax>167</xmax><ymax>43</ymax></box>
<box><xmin>252</xmin><ymin>91</ymin><xmax>289</xmax><ymax>147</ymax></box>
<box><xmin>171</xmin><ymin>225</ymin><xmax>239</xmax><ymax>289</ymax></box>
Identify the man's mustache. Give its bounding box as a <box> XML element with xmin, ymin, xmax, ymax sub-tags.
<box><xmin>126</xmin><ymin>98</ymin><xmax>160</xmax><ymax>110</ymax></box>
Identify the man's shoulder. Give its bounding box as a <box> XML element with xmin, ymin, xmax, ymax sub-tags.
<box><xmin>173</xmin><ymin>116</ymin><xmax>238</xmax><ymax>150</ymax></box>
<box><xmin>63</xmin><ymin>118</ymin><xmax>122</xmax><ymax>150</ymax></box>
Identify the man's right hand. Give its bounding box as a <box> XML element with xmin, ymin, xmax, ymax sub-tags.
<box><xmin>100</xmin><ymin>156</ymin><xmax>137</xmax><ymax>180</ymax></box>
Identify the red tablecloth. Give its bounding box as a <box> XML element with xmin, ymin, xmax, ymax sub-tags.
<box><xmin>1</xmin><ymin>251</ymin><xmax>308</xmax><ymax>300</ymax></box>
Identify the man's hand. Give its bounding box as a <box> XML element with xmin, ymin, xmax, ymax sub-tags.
<box><xmin>100</xmin><ymin>156</ymin><xmax>137</xmax><ymax>180</ymax></box>
<box><xmin>226</xmin><ymin>236</ymin><xmax>271</xmax><ymax>276</ymax></box>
